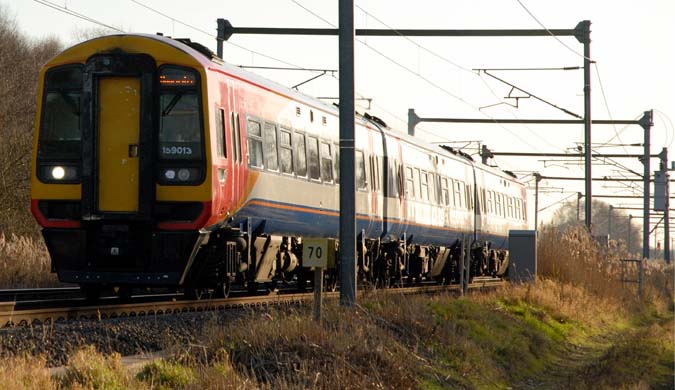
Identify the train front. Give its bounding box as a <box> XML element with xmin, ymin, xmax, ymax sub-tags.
<box><xmin>30</xmin><ymin>34</ymin><xmax>224</xmax><ymax>291</ymax></box>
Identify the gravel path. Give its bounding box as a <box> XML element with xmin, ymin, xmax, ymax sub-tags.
<box><xmin>0</xmin><ymin>309</ymin><xmax>243</xmax><ymax>367</ymax></box>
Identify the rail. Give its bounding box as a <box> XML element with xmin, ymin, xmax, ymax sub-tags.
<box><xmin>0</xmin><ymin>277</ymin><xmax>505</xmax><ymax>327</ymax></box>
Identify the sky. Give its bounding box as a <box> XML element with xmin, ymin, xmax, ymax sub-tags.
<box><xmin>3</xmin><ymin>0</ymin><xmax>675</xmax><ymax>229</ymax></box>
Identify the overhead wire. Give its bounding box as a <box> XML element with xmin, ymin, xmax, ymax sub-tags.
<box><xmin>353</xmin><ymin>3</ymin><xmax>567</xmax><ymax>152</ymax></box>
<box><xmin>513</xmin><ymin>0</ymin><xmax>591</xmax><ymax>61</ymax></box>
<box><xmin>538</xmin><ymin>192</ymin><xmax>579</xmax><ymax>213</ymax></box>
<box><xmin>593</xmin><ymin>62</ymin><xmax>629</xmax><ymax>156</ymax></box>
<box><xmin>327</xmin><ymin>73</ymin><xmax>443</xmax><ymax>141</ymax></box>
<box><xmin>129</xmin><ymin>0</ymin><xmax>305</xmax><ymax>69</ymax></box>
<box><xmin>288</xmin><ymin>0</ymin><xmax>544</xmax><ymax>151</ymax></box>
<box><xmin>32</xmin><ymin>0</ymin><xmax>124</xmax><ymax>32</ymax></box>
<box><xmin>654</xmin><ymin>109</ymin><xmax>675</xmax><ymax>149</ymax></box>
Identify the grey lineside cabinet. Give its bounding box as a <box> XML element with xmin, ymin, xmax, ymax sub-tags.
<box><xmin>508</xmin><ymin>230</ymin><xmax>537</xmax><ymax>283</ymax></box>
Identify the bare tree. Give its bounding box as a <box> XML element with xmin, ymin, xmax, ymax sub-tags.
<box><xmin>0</xmin><ymin>6</ymin><xmax>61</xmax><ymax>236</ymax></box>
<box><xmin>551</xmin><ymin>198</ymin><xmax>642</xmax><ymax>254</ymax></box>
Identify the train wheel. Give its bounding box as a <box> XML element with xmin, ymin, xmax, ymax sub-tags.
<box><xmin>81</xmin><ymin>285</ymin><xmax>101</xmax><ymax>301</ymax></box>
<box><xmin>185</xmin><ymin>288</ymin><xmax>209</xmax><ymax>300</ymax></box>
<box><xmin>216</xmin><ymin>280</ymin><xmax>231</xmax><ymax>298</ymax></box>
<box><xmin>117</xmin><ymin>286</ymin><xmax>133</xmax><ymax>301</ymax></box>
<box><xmin>324</xmin><ymin>270</ymin><xmax>338</xmax><ymax>292</ymax></box>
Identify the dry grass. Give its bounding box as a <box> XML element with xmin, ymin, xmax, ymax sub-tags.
<box><xmin>0</xmin><ymin>233</ymin><xmax>59</xmax><ymax>288</ymax></box>
<box><xmin>199</xmin><ymin>303</ymin><xmax>419</xmax><ymax>389</ymax></box>
<box><xmin>0</xmin><ymin>354</ymin><xmax>54</xmax><ymax>390</ymax></box>
<box><xmin>538</xmin><ymin>224</ymin><xmax>674</xmax><ymax>313</ymax></box>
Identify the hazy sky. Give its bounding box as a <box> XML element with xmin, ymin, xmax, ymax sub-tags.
<box><xmin>3</xmin><ymin>0</ymin><xmax>674</xmax><ymax>227</ymax></box>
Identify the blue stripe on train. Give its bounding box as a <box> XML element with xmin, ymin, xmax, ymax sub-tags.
<box><xmin>232</xmin><ymin>199</ymin><xmax>509</xmax><ymax>249</ymax></box>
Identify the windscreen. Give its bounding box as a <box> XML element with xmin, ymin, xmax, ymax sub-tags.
<box><xmin>38</xmin><ymin>66</ymin><xmax>83</xmax><ymax>160</ymax></box>
<box><xmin>158</xmin><ymin>66</ymin><xmax>202</xmax><ymax>160</ymax></box>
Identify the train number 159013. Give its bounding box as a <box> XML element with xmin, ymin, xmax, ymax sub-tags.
<box><xmin>161</xmin><ymin>146</ymin><xmax>193</xmax><ymax>156</ymax></box>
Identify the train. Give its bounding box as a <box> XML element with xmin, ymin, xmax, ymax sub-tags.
<box><xmin>30</xmin><ymin>33</ymin><xmax>528</xmax><ymax>298</ymax></box>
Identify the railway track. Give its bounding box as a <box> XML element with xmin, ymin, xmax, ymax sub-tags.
<box><xmin>0</xmin><ymin>277</ymin><xmax>505</xmax><ymax>327</ymax></box>
<box><xmin>0</xmin><ymin>287</ymin><xmax>81</xmax><ymax>302</ymax></box>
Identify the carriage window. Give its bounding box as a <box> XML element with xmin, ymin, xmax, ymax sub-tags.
<box><xmin>307</xmin><ymin>136</ymin><xmax>320</xmax><ymax>180</ymax></box>
<box><xmin>420</xmin><ymin>171</ymin><xmax>429</xmax><ymax>202</ymax></box>
<box><xmin>369</xmin><ymin>156</ymin><xmax>380</xmax><ymax>192</ymax></box>
<box><xmin>515</xmin><ymin>198</ymin><xmax>522</xmax><ymax>220</ymax></box>
<box><xmin>38</xmin><ymin>65</ymin><xmax>83</xmax><ymax>162</ymax></box>
<box><xmin>247</xmin><ymin>119</ymin><xmax>263</xmax><ymax>168</ymax></box>
<box><xmin>387</xmin><ymin>160</ymin><xmax>399</xmax><ymax>196</ymax></box>
<box><xmin>495</xmin><ymin>193</ymin><xmax>503</xmax><ymax>216</ymax></box>
<box><xmin>320</xmin><ymin>141</ymin><xmax>333</xmax><ymax>182</ymax></box>
<box><xmin>263</xmin><ymin>122</ymin><xmax>278</xmax><ymax>171</ymax></box>
<box><xmin>453</xmin><ymin>180</ymin><xmax>464</xmax><ymax>208</ymax></box>
<box><xmin>466</xmin><ymin>185</ymin><xmax>473</xmax><ymax>210</ymax></box>
<box><xmin>294</xmin><ymin>133</ymin><xmax>307</xmax><ymax>177</ymax></box>
<box><xmin>405</xmin><ymin>166</ymin><xmax>415</xmax><ymax>199</ymax></box>
<box><xmin>441</xmin><ymin>177</ymin><xmax>450</xmax><ymax>205</ymax></box>
<box><xmin>356</xmin><ymin>150</ymin><xmax>366</xmax><ymax>189</ymax></box>
<box><xmin>487</xmin><ymin>191</ymin><xmax>494</xmax><ymax>214</ymax></box>
<box><xmin>429</xmin><ymin>173</ymin><xmax>437</xmax><ymax>204</ymax></box>
<box><xmin>479</xmin><ymin>188</ymin><xmax>486</xmax><ymax>213</ymax></box>
<box><xmin>413</xmin><ymin>168</ymin><xmax>421</xmax><ymax>200</ymax></box>
<box><xmin>279</xmin><ymin>128</ymin><xmax>293</xmax><ymax>174</ymax></box>
<box><xmin>334</xmin><ymin>144</ymin><xmax>340</xmax><ymax>184</ymax></box>
<box><xmin>215</xmin><ymin>108</ymin><xmax>226</xmax><ymax>158</ymax></box>
<box><xmin>231</xmin><ymin>113</ymin><xmax>241</xmax><ymax>162</ymax></box>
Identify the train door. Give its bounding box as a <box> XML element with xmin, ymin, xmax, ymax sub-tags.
<box><xmin>97</xmin><ymin>77</ymin><xmax>140</xmax><ymax>212</ymax></box>
<box><xmin>227</xmin><ymin>79</ymin><xmax>241</xmax><ymax>208</ymax></box>
<box><xmin>367</xmin><ymin>129</ymin><xmax>383</xmax><ymax>236</ymax></box>
<box><xmin>81</xmin><ymin>53</ymin><xmax>155</xmax><ymax>220</ymax></box>
<box><xmin>397</xmin><ymin>142</ymin><xmax>407</xmax><ymax>232</ymax></box>
<box><xmin>471</xmin><ymin>165</ymin><xmax>482</xmax><ymax>242</ymax></box>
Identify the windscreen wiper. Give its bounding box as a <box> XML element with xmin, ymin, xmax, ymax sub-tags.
<box><xmin>162</xmin><ymin>92</ymin><xmax>183</xmax><ymax>116</ymax></box>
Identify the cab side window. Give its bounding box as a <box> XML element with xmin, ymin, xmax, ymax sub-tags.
<box><xmin>247</xmin><ymin>119</ymin><xmax>263</xmax><ymax>168</ymax></box>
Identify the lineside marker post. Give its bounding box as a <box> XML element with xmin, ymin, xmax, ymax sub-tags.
<box><xmin>303</xmin><ymin>238</ymin><xmax>332</xmax><ymax>322</ymax></box>
<box><xmin>459</xmin><ymin>239</ymin><xmax>465</xmax><ymax>296</ymax></box>
<box><xmin>314</xmin><ymin>268</ymin><xmax>323</xmax><ymax>321</ymax></box>
<box><xmin>464</xmin><ymin>239</ymin><xmax>470</xmax><ymax>295</ymax></box>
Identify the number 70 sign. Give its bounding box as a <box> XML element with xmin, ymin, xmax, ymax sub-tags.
<box><xmin>302</xmin><ymin>238</ymin><xmax>336</xmax><ymax>268</ymax></box>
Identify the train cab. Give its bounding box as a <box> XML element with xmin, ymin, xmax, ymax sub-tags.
<box><xmin>30</xmin><ymin>34</ymin><xmax>235</xmax><ymax>292</ymax></box>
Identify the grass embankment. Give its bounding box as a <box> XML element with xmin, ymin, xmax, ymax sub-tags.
<box><xmin>0</xmin><ymin>225</ymin><xmax>673</xmax><ymax>389</ymax></box>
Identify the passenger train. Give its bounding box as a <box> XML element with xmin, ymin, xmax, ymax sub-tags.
<box><xmin>30</xmin><ymin>34</ymin><xmax>528</xmax><ymax>297</ymax></box>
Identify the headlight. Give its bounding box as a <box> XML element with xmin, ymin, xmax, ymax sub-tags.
<box><xmin>159</xmin><ymin>168</ymin><xmax>201</xmax><ymax>185</ymax></box>
<box><xmin>51</xmin><ymin>166</ymin><xmax>65</xmax><ymax>180</ymax></box>
<box><xmin>178</xmin><ymin>169</ymin><xmax>190</xmax><ymax>181</ymax></box>
<box><xmin>40</xmin><ymin>165</ymin><xmax>79</xmax><ymax>183</ymax></box>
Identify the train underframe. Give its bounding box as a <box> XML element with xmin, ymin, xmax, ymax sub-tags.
<box><xmin>42</xmin><ymin>224</ymin><xmax>509</xmax><ymax>299</ymax></box>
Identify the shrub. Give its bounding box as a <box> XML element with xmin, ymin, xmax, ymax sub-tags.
<box><xmin>58</xmin><ymin>346</ymin><xmax>131</xmax><ymax>390</ymax></box>
<box><xmin>136</xmin><ymin>360</ymin><xmax>195</xmax><ymax>389</ymax></box>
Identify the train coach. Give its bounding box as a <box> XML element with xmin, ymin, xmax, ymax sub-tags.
<box><xmin>30</xmin><ymin>33</ymin><xmax>528</xmax><ymax>298</ymax></box>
